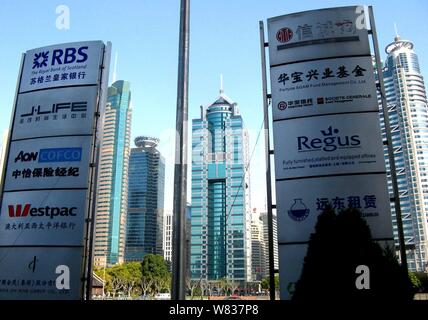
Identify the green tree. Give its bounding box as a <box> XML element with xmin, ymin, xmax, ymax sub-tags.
<box><xmin>409</xmin><ymin>272</ymin><xmax>422</xmax><ymax>292</ymax></box>
<box><xmin>292</xmin><ymin>206</ymin><xmax>414</xmax><ymax>301</ymax></box>
<box><xmin>141</xmin><ymin>254</ymin><xmax>171</xmax><ymax>296</ymax></box>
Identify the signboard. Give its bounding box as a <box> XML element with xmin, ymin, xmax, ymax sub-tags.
<box><xmin>0</xmin><ymin>190</ymin><xmax>87</xmax><ymax>246</ymax></box>
<box><xmin>276</xmin><ymin>174</ymin><xmax>393</xmax><ymax>244</ymax></box>
<box><xmin>19</xmin><ymin>41</ymin><xmax>104</xmax><ymax>92</ymax></box>
<box><xmin>267</xmin><ymin>6</ymin><xmax>369</xmax><ymax>66</ymax></box>
<box><xmin>12</xmin><ymin>86</ymin><xmax>98</xmax><ymax>140</ymax></box>
<box><xmin>271</xmin><ymin>56</ymin><xmax>377</xmax><ymax>121</ymax></box>
<box><xmin>266</xmin><ymin>6</ymin><xmax>393</xmax><ymax>300</ymax></box>
<box><xmin>273</xmin><ymin>113</ymin><xmax>386</xmax><ymax>180</ymax></box>
<box><xmin>0</xmin><ymin>41</ymin><xmax>109</xmax><ymax>300</ymax></box>
<box><xmin>0</xmin><ymin>247</ymin><xmax>83</xmax><ymax>300</ymax></box>
<box><xmin>4</xmin><ymin>136</ymin><xmax>91</xmax><ymax>191</ymax></box>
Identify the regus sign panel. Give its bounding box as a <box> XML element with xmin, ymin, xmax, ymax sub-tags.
<box><xmin>0</xmin><ymin>190</ymin><xmax>88</xmax><ymax>246</ymax></box>
<box><xmin>273</xmin><ymin>113</ymin><xmax>386</xmax><ymax>180</ymax></box>
<box><xmin>267</xmin><ymin>6</ymin><xmax>369</xmax><ymax>66</ymax></box>
<box><xmin>271</xmin><ymin>56</ymin><xmax>377</xmax><ymax>121</ymax></box>
<box><xmin>19</xmin><ymin>41</ymin><xmax>104</xmax><ymax>92</ymax></box>
<box><xmin>4</xmin><ymin>136</ymin><xmax>91</xmax><ymax>191</ymax></box>
<box><xmin>12</xmin><ymin>86</ymin><xmax>98</xmax><ymax>140</ymax></box>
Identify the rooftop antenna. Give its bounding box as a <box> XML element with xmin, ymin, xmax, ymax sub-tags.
<box><xmin>220</xmin><ymin>73</ymin><xmax>224</xmax><ymax>95</ymax></box>
<box><xmin>394</xmin><ymin>23</ymin><xmax>400</xmax><ymax>41</ymax></box>
<box><xmin>112</xmin><ymin>51</ymin><xmax>118</xmax><ymax>83</ymax></box>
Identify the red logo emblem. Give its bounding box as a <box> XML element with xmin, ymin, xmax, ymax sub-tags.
<box><xmin>8</xmin><ymin>204</ymin><xmax>31</xmax><ymax>217</ymax></box>
<box><xmin>276</xmin><ymin>28</ymin><xmax>293</xmax><ymax>43</ymax></box>
<box><xmin>278</xmin><ymin>101</ymin><xmax>287</xmax><ymax>110</ymax></box>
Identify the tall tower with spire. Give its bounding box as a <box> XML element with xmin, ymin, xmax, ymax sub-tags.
<box><xmin>379</xmin><ymin>33</ymin><xmax>428</xmax><ymax>271</ymax></box>
<box><xmin>190</xmin><ymin>81</ymin><xmax>252</xmax><ymax>282</ymax></box>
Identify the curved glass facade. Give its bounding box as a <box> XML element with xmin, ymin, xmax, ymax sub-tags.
<box><xmin>380</xmin><ymin>37</ymin><xmax>428</xmax><ymax>271</ymax></box>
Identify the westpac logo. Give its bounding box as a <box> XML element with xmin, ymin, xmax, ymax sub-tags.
<box><xmin>8</xmin><ymin>204</ymin><xmax>77</xmax><ymax>219</ymax></box>
<box><xmin>297</xmin><ymin>126</ymin><xmax>361</xmax><ymax>152</ymax></box>
<box><xmin>14</xmin><ymin>148</ymin><xmax>82</xmax><ymax>163</ymax></box>
<box><xmin>32</xmin><ymin>46</ymin><xmax>88</xmax><ymax>69</ymax></box>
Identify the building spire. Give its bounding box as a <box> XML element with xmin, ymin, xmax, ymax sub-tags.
<box><xmin>394</xmin><ymin>23</ymin><xmax>401</xmax><ymax>41</ymax></box>
<box><xmin>220</xmin><ymin>73</ymin><xmax>224</xmax><ymax>95</ymax></box>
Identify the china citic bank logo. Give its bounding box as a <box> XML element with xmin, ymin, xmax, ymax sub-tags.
<box><xmin>276</xmin><ymin>27</ymin><xmax>293</xmax><ymax>43</ymax></box>
<box><xmin>8</xmin><ymin>204</ymin><xmax>77</xmax><ymax>219</ymax></box>
<box><xmin>32</xmin><ymin>46</ymin><xmax>89</xmax><ymax>69</ymax></box>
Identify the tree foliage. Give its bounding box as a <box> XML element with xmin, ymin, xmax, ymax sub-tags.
<box><xmin>292</xmin><ymin>206</ymin><xmax>414</xmax><ymax>301</ymax></box>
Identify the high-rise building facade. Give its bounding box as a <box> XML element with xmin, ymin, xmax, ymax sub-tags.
<box><xmin>190</xmin><ymin>88</ymin><xmax>252</xmax><ymax>282</ymax></box>
<box><xmin>125</xmin><ymin>136</ymin><xmax>165</xmax><ymax>261</ymax></box>
<box><xmin>93</xmin><ymin>80</ymin><xmax>132</xmax><ymax>267</ymax></box>
<box><xmin>380</xmin><ymin>35</ymin><xmax>428</xmax><ymax>271</ymax></box>
<box><xmin>163</xmin><ymin>210</ymin><xmax>173</xmax><ymax>263</ymax></box>
<box><xmin>260</xmin><ymin>211</ymin><xmax>279</xmax><ymax>272</ymax></box>
<box><xmin>251</xmin><ymin>210</ymin><xmax>266</xmax><ymax>281</ymax></box>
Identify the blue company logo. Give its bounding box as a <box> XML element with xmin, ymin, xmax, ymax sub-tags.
<box><xmin>38</xmin><ymin>148</ymin><xmax>82</xmax><ymax>163</ymax></box>
<box><xmin>288</xmin><ymin>199</ymin><xmax>310</xmax><ymax>221</ymax></box>
<box><xmin>14</xmin><ymin>148</ymin><xmax>82</xmax><ymax>163</ymax></box>
<box><xmin>297</xmin><ymin>126</ymin><xmax>361</xmax><ymax>153</ymax></box>
<box><xmin>32</xmin><ymin>46</ymin><xmax>89</xmax><ymax>69</ymax></box>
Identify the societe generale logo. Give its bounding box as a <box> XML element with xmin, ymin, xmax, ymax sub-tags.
<box><xmin>276</xmin><ymin>27</ymin><xmax>293</xmax><ymax>43</ymax></box>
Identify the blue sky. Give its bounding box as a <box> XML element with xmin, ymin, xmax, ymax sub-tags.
<box><xmin>1</xmin><ymin>0</ymin><xmax>427</xmax><ymax>210</ymax></box>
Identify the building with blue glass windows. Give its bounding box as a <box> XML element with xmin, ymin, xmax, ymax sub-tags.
<box><xmin>93</xmin><ymin>80</ymin><xmax>132</xmax><ymax>267</ymax></box>
<box><xmin>191</xmin><ymin>88</ymin><xmax>252</xmax><ymax>282</ymax></box>
<box><xmin>379</xmin><ymin>35</ymin><xmax>428</xmax><ymax>271</ymax></box>
<box><xmin>125</xmin><ymin>136</ymin><xmax>165</xmax><ymax>261</ymax></box>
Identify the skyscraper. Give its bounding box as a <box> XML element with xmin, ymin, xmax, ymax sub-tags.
<box><xmin>93</xmin><ymin>80</ymin><xmax>132</xmax><ymax>267</ymax></box>
<box><xmin>380</xmin><ymin>35</ymin><xmax>428</xmax><ymax>271</ymax></box>
<box><xmin>251</xmin><ymin>210</ymin><xmax>266</xmax><ymax>281</ymax></box>
<box><xmin>125</xmin><ymin>136</ymin><xmax>165</xmax><ymax>261</ymax></box>
<box><xmin>190</xmin><ymin>88</ymin><xmax>252</xmax><ymax>282</ymax></box>
<box><xmin>260</xmin><ymin>211</ymin><xmax>279</xmax><ymax>273</ymax></box>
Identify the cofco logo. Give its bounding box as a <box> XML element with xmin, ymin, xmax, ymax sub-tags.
<box><xmin>32</xmin><ymin>46</ymin><xmax>88</xmax><ymax>69</ymax></box>
<box><xmin>8</xmin><ymin>204</ymin><xmax>77</xmax><ymax>219</ymax></box>
<box><xmin>297</xmin><ymin>126</ymin><xmax>361</xmax><ymax>152</ymax></box>
<box><xmin>14</xmin><ymin>148</ymin><xmax>82</xmax><ymax>163</ymax></box>
<box><xmin>276</xmin><ymin>27</ymin><xmax>293</xmax><ymax>43</ymax></box>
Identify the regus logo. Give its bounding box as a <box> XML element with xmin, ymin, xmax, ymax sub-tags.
<box><xmin>297</xmin><ymin>126</ymin><xmax>361</xmax><ymax>152</ymax></box>
<box><xmin>14</xmin><ymin>148</ymin><xmax>82</xmax><ymax>163</ymax></box>
<box><xmin>32</xmin><ymin>46</ymin><xmax>88</xmax><ymax>69</ymax></box>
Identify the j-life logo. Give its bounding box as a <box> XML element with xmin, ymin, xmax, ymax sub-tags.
<box><xmin>14</xmin><ymin>148</ymin><xmax>82</xmax><ymax>163</ymax></box>
<box><xmin>20</xmin><ymin>101</ymin><xmax>87</xmax><ymax>118</ymax></box>
<box><xmin>297</xmin><ymin>126</ymin><xmax>361</xmax><ymax>153</ymax></box>
<box><xmin>8</xmin><ymin>204</ymin><xmax>77</xmax><ymax>219</ymax></box>
<box><xmin>32</xmin><ymin>46</ymin><xmax>88</xmax><ymax>69</ymax></box>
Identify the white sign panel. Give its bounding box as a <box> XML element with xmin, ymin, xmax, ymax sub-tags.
<box><xmin>4</xmin><ymin>136</ymin><xmax>91</xmax><ymax>191</ymax></box>
<box><xmin>12</xmin><ymin>86</ymin><xmax>98</xmax><ymax>140</ymax></box>
<box><xmin>267</xmin><ymin>6</ymin><xmax>369</xmax><ymax>66</ymax></box>
<box><xmin>19</xmin><ymin>41</ymin><xmax>104</xmax><ymax>92</ymax></box>
<box><xmin>278</xmin><ymin>244</ymin><xmax>307</xmax><ymax>300</ymax></box>
<box><xmin>273</xmin><ymin>113</ymin><xmax>386</xmax><ymax>180</ymax></box>
<box><xmin>0</xmin><ymin>190</ymin><xmax>88</xmax><ymax>246</ymax></box>
<box><xmin>0</xmin><ymin>247</ymin><xmax>83</xmax><ymax>300</ymax></box>
<box><xmin>271</xmin><ymin>56</ymin><xmax>377</xmax><ymax>121</ymax></box>
<box><xmin>276</xmin><ymin>174</ymin><xmax>393</xmax><ymax>244</ymax></box>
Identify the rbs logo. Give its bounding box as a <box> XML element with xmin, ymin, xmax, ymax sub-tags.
<box><xmin>32</xmin><ymin>46</ymin><xmax>88</xmax><ymax>69</ymax></box>
<box><xmin>14</xmin><ymin>148</ymin><xmax>82</xmax><ymax>163</ymax></box>
<box><xmin>297</xmin><ymin>126</ymin><xmax>361</xmax><ymax>152</ymax></box>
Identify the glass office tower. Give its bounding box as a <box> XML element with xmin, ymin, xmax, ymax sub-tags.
<box><xmin>125</xmin><ymin>136</ymin><xmax>165</xmax><ymax>261</ymax></box>
<box><xmin>191</xmin><ymin>88</ymin><xmax>252</xmax><ymax>282</ymax></box>
<box><xmin>380</xmin><ymin>35</ymin><xmax>428</xmax><ymax>271</ymax></box>
<box><xmin>93</xmin><ymin>80</ymin><xmax>132</xmax><ymax>267</ymax></box>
